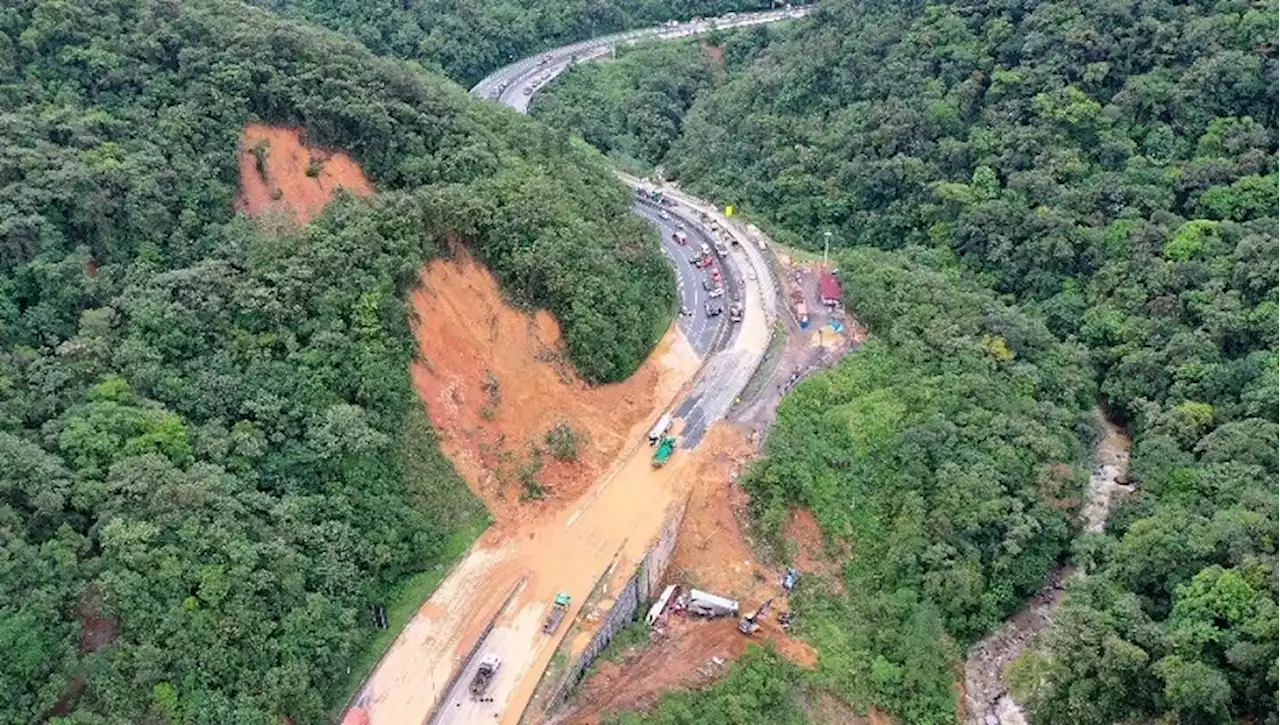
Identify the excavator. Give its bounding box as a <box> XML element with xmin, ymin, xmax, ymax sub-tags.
<box><xmin>738</xmin><ymin>597</ymin><xmax>773</xmax><ymax>635</ymax></box>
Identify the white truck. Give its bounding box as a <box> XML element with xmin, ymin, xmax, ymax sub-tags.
<box><xmin>647</xmin><ymin>413</ymin><xmax>673</xmax><ymax>444</ymax></box>
<box><xmin>687</xmin><ymin>589</ymin><xmax>739</xmax><ymax>618</ymax></box>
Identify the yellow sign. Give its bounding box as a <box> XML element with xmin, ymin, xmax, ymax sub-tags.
<box><xmin>725</xmin><ymin>204</ymin><xmax>735</xmax><ymax>216</ymax></box>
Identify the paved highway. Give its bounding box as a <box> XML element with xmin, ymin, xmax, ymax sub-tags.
<box><xmin>472</xmin><ymin>7</ymin><xmax>812</xmax><ymax>112</ymax></box>
<box><xmin>469</xmin><ymin>7</ymin><xmax>799</xmax><ymax>443</ymax></box>
<box><xmin>632</xmin><ymin>199</ymin><xmax>740</xmax><ymax>358</ymax></box>
<box><xmin>342</xmin><ymin>11</ymin><xmax>798</xmax><ymax>725</ymax></box>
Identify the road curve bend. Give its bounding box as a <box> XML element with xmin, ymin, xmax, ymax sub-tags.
<box><xmin>469</xmin><ymin>6</ymin><xmax>803</xmax><ymax>446</ymax></box>
<box><xmin>341</xmin><ymin>10</ymin><xmax>805</xmax><ymax>725</ymax></box>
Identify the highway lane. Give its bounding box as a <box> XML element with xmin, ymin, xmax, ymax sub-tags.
<box><xmin>351</xmin><ymin>12</ymin><xmax>795</xmax><ymax>725</ymax></box>
<box><xmin>630</xmin><ymin>200</ymin><xmax>740</xmax><ymax>358</ymax></box>
<box><xmin>477</xmin><ymin>7</ymin><xmax>813</xmax><ymax>112</ymax></box>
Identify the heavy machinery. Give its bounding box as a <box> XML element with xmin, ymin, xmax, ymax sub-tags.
<box><xmin>738</xmin><ymin>597</ymin><xmax>774</xmax><ymax>635</ymax></box>
<box><xmin>542</xmin><ymin>592</ymin><xmax>571</xmax><ymax>633</ymax></box>
<box><xmin>469</xmin><ymin>655</ymin><xmax>501</xmax><ymax>698</ymax></box>
<box><xmin>652</xmin><ymin>436</ymin><xmax>676</xmax><ymax>468</ymax></box>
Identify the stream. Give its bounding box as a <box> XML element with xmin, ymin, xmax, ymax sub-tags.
<box><xmin>961</xmin><ymin>409</ymin><xmax>1132</xmax><ymax>725</ymax></box>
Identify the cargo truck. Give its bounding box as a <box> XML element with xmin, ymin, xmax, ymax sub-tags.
<box><xmin>647</xmin><ymin>413</ymin><xmax>672</xmax><ymax>444</ymax></box>
<box><xmin>542</xmin><ymin>593</ymin><xmax>571</xmax><ymax>633</ymax></box>
<box><xmin>469</xmin><ymin>655</ymin><xmax>501</xmax><ymax>698</ymax></box>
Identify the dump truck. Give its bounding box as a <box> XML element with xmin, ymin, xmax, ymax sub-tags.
<box><xmin>469</xmin><ymin>655</ymin><xmax>501</xmax><ymax>698</ymax></box>
<box><xmin>652</xmin><ymin>436</ymin><xmax>676</xmax><ymax>468</ymax></box>
<box><xmin>542</xmin><ymin>593</ymin><xmax>571</xmax><ymax>633</ymax></box>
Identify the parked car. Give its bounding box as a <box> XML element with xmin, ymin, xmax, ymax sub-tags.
<box><xmin>702</xmin><ymin>278</ymin><xmax>715</xmax><ymax>291</ymax></box>
<box><xmin>709</xmin><ymin>287</ymin><xmax>725</xmax><ymax>298</ymax></box>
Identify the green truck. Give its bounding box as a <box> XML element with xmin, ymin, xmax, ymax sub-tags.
<box><xmin>652</xmin><ymin>436</ymin><xmax>676</xmax><ymax>468</ymax></box>
<box><xmin>542</xmin><ymin>592</ymin><xmax>571</xmax><ymax>634</ymax></box>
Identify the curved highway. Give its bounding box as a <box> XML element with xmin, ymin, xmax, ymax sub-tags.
<box><xmin>470</xmin><ymin>6</ymin><xmax>803</xmax><ymax>445</ymax></box>
<box><xmin>342</xmin><ymin>11</ymin><xmax>802</xmax><ymax>725</ymax></box>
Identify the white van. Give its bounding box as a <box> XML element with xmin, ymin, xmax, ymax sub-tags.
<box><xmin>647</xmin><ymin>413</ymin><xmax>673</xmax><ymax>444</ymax></box>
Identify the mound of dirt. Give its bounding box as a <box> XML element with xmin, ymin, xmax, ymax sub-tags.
<box><xmin>554</xmin><ymin>423</ymin><xmax>817</xmax><ymax>723</ymax></box>
<box><xmin>235</xmin><ymin>123</ymin><xmax>373</xmax><ymax>223</ymax></box>
<box><xmin>409</xmin><ymin>248</ymin><xmax>697</xmax><ymax>522</ymax></box>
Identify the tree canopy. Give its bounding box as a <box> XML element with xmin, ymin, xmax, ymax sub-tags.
<box><xmin>248</xmin><ymin>0</ymin><xmax>779</xmax><ymax>88</ymax></box>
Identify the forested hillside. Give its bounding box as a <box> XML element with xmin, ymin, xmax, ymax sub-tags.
<box><xmin>537</xmin><ymin>0</ymin><xmax>1278</xmax><ymax>723</ymax></box>
<box><xmin>0</xmin><ymin>0</ymin><xmax>672</xmax><ymax>722</ymax></box>
<box><xmin>247</xmin><ymin>0</ymin><xmax>776</xmax><ymax>87</ymax></box>
<box><xmin>748</xmin><ymin>248</ymin><xmax>1095</xmax><ymax>723</ymax></box>
<box><xmin>530</xmin><ymin>26</ymin><xmax>783</xmax><ymax>170</ymax></box>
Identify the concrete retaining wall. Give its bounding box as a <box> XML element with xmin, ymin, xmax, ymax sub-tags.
<box><xmin>544</xmin><ymin>497</ymin><xmax>689</xmax><ymax>711</ymax></box>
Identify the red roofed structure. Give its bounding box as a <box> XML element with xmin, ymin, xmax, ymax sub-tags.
<box><xmin>819</xmin><ymin>269</ymin><xmax>842</xmax><ymax>307</ymax></box>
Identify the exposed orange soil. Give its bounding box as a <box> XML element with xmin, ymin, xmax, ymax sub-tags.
<box><xmin>700</xmin><ymin>41</ymin><xmax>726</xmax><ymax>81</ymax></box>
<box><xmin>235</xmin><ymin>123</ymin><xmax>373</xmax><ymax>223</ymax></box>
<box><xmin>558</xmin><ymin>423</ymin><xmax>816</xmax><ymax>723</ymax></box>
<box><xmin>409</xmin><ymin>247</ymin><xmax>691</xmax><ymax>522</ymax></box>
<box><xmin>782</xmin><ymin>508</ymin><xmax>847</xmax><ymax>594</ymax></box>
<box><xmin>558</xmin><ymin>617</ymin><xmax>810</xmax><ymax>725</ymax></box>
<box><xmin>665</xmin><ymin>424</ymin><xmax>774</xmax><ymax>600</ymax></box>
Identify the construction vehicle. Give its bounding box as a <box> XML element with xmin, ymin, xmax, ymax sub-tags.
<box><xmin>738</xmin><ymin>597</ymin><xmax>774</xmax><ymax>635</ymax></box>
<box><xmin>469</xmin><ymin>655</ymin><xmax>501</xmax><ymax>698</ymax></box>
<box><xmin>542</xmin><ymin>593</ymin><xmax>571</xmax><ymax>633</ymax></box>
<box><xmin>652</xmin><ymin>436</ymin><xmax>676</xmax><ymax>468</ymax></box>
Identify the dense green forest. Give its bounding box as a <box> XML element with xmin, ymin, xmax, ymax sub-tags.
<box><xmin>0</xmin><ymin>0</ymin><xmax>673</xmax><ymax>722</ymax></box>
<box><xmin>749</xmin><ymin>247</ymin><xmax>1095</xmax><ymax>723</ymax></box>
<box><xmin>530</xmin><ymin>27</ymin><xmax>784</xmax><ymax>171</ymax></box>
<box><xmin>538</xmin><ymin>0</ymin><xmax>1278</xmax><ymax>723</ymax></box>
<box><xmin>247</xmin><ymin>0</ymin><xmax>778</xmax><ymax>88</ymax></box>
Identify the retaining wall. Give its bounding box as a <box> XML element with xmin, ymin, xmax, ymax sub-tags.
<box><xmin>543</xmin><ymin>496</ymin><xmax>689</xmax><ymax>712</ymax></box>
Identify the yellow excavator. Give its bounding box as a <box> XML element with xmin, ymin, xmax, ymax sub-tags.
<box><xmin>738</xmin><ymin>597</ymin><xmax>774</xmax><ymax>635</ymax></box>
